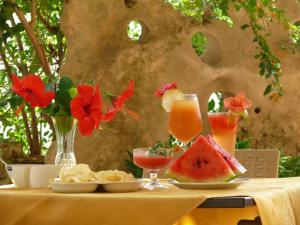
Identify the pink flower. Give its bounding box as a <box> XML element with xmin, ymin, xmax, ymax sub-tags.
<box><xmin>155</xmin><ymin>82</ymin><xmax>177</xmax><ymax>97</ymax></box>
<box><xmin>224</xmin><ymin>93</ymin><xmax>252</xmax><ymax>113</ymax></box>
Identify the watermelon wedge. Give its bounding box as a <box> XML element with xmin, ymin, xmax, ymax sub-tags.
<box><xmin>206</xmin><ymin>135</ymin><xmax>247</xmax><ymax>176</ymax></box>
<box><xmin>166</xmin><ymin>136</ymin><xmax>236</xmax><ymax>182</ymax></box>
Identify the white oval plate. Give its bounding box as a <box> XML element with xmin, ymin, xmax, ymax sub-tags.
<box><xmin>101</xmin><ymin>180</ymin><xmax>142</xmax><ymax>193</ymax></box>
<box><xmin>169</xmin><ymin>180</ymin><xmax>245</xmax><ymax>190</ymax></box>
<box><xmin>50</xmin><ymin>182</ymin><xmax>99</xmax><ymax>193</ymax></box>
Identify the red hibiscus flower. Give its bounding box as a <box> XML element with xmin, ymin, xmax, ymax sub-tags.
<box><xmin>224</xmin><ymin>93</ymin><xmax>252</xmax><ymax>113</ymax></box>
<box><xmin>155</xmin><ymin>82</ymin><xmax>177</xmax><ymax>97</ymax></box>
<box><xmin>102</xmin><ymin>80</ymin><xmax>137</xmax><ymax>121</ymax></box>
<box><xmin>70</xmin><ymin>85</ymin><xmax>102</xmax><ymax>136</ymax></box>
<box><xmin>11</xmin><ymin>74</ymin><xmax>55</xmax><ymax>108</ymax></box>
<box><xmin>113</xmin><ymin>80</ymin><xmax>134</xmax><ymax>111</ymax></box>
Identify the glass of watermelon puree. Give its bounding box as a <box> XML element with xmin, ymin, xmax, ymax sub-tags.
<box><xmin>133</xmin><ymin>148</ymin><xmax>173</xmax><ymax>190</ymax></box>
<box><xmin>207</xmin><ymin>112</ymin><xmax>240</xmax><ymax>156</ymax></box>
<box><xmin>168</xmin><ymin>94</ymin><xmax>203</xmax><ymax>148</ymax></box>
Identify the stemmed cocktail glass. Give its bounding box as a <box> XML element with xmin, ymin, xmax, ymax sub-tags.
<box><xmin>133</xmin><ymin>148</ymin><xmax>173</xmax><ymax>190</ymax></box>
<box><xmin>168</xmin><ymin>94</ymin><xmax>203</xmax><ymax>148</ymax></box>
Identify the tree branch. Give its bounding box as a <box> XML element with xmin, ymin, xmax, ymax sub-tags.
<box><xmin>10</xmin><ymin>0</ymin><xmax>52</xmax><ymax>79</ymax></box>
<box><xmin>57</xmin><ymin>35</ymin><xmax>66</xmax><ymax>73</ymax></box>
<box><xmin>10</xmin><ymin>16</ymin><xmax>28</xmax><ymax>74</ymax></box>
<box><xmin>21</xmin><ymin>109</ymin><xmax>35</xmax><ymax>153</ymax></box>
<box><xmin>3</xmin><ymin>41</ymin><xmax>26</xmax><ymax>75</ymax></box>
<box><xmin>0</xmin><ymin>45</ymin><xmax>35</xmax><ymax>155</ymax></box>
<box><xmin>0</xmin><ymin>46</ymin><xmax>12</xmax><ymax>80</ymax></box>
<box><xmin>29</xmin><ymin>107</ymin><xmax>40</xmax><ymax>156</ymax></box>
<box><xmin>37</xmin><ymin>9</ymin><xmax>59</xmax><ymax>34</ymax></box>
<box><xmin>42</xmin><ymin>114</ymin><xmax>56</xmax><ymax>141</ymax></box>
<box><xmin>30</xmin><ymin>0</ymin><xmax>37</xmax><ymax>28</ymax></box>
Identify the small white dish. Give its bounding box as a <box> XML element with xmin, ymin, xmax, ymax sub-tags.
<box><xmin>6</xmin><ymin>164</ymin><xmax>61</xmax><ymax>188</ymax></box>
<box><xmin>169</xmin><ymin>180</ymin><xmax>245</xmax><ymax>190</ymax></box>
<box><xmin>101</xmin><ymin>180</ymin><xmax>142</xmax><ymax>193</ymax></box>
<box><xmin>50</xmin><ymin>182</ymin><xmax>99</xmax><ymax>193</ymax></box>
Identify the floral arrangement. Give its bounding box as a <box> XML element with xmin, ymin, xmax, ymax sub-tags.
<box><xmin>11</xmin><ymin>74</ymin><xmax>135</xmax><ymax>136</ymax></box>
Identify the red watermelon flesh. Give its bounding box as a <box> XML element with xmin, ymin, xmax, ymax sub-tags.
<box><xmin>206</xmin><ymin>135</ymin><xmax>247</xmax><ymax>176</ymax></box>
<box><xmin>166</xmin><ymin>135</ymin><xmax>236</xmax><ymax>182</ymax></box>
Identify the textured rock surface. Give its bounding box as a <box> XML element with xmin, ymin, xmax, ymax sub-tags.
<box><xmin>0</xmin><ymin>143</ymin><xmax>22</xmax><ymax>184</ymax></box>
<box><xmin>46</xmin><ymin>0</ymin><xmax>300</xmax><ymax>170</ymax></box>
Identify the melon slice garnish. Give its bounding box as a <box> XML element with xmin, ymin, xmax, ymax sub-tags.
<box><xmin>240</xmin><ymin>109</ymin><xmax>249</xmax><ymax>119</ymax></box>
<box><xmin>229</xmin><ymin>109</ymin><xmax>249</xmax><ymax>120</ymax></box>
<box><xmin>162</xmin><ymin>89</ymin><xmax>185</xmax><ymax>112</ymax></box>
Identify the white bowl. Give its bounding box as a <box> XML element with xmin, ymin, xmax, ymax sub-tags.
<box><xmin>5</xmin><ymin>164</ymin><xmax>61</xmax><ymax>188</ymax></box>
<box><xmin>5</xmin><ymin>164</ymin><xmax>31</xmax><ymax>187</ymax></box>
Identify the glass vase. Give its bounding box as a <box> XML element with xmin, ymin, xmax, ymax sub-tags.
<box><xmin>52</xmin><ymin>116</ymin><xmax>77</xmax><ymax>168</ymax></box>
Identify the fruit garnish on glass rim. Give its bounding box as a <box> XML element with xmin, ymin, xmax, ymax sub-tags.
<box><xmin>155</xmin><ymin>82</ymin><xmax>185</xmax><ymax>112</ymax></box>
<box><xmin>223</xmin><ymin>92</ymin><xmax>252</xmax><ymax>119</ymax></box>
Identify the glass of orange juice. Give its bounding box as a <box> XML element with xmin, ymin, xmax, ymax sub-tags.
<box><xmin>207</xmin><ymin>112</ymin><xmax>240</xmax><ymax>156</ymax></box>
<box><xmin>168</xmin><ymin>94</ymin><xmax>203</xmax><ymax>147</ymax></box>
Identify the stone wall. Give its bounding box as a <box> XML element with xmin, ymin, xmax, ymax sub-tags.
<box><xmin>50</xmin><ymin>0</ymin><xmax>300</xmax><ymax>170</ymax></box>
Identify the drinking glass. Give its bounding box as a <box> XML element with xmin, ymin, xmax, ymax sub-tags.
<box><xmin>207</xmin><ymin>112</ymin><xmax>240</xmax><ymax>156</ymax></box>
<box><xmin>168</xmin><ymin>94</ymin><xmax>203</xmax><ymax>147</ymax></box>
<box><xmin>133</xmin><ymin>148</ymin><xmax>173</xmax><ymax>190</ymax></box>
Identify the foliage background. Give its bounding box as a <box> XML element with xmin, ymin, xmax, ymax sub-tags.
<box><xmin>0</xmin><ymin>0</ymin><xmax>64</xmax><ymax>158</ymax></box>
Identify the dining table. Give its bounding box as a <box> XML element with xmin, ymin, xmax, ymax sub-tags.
<box><xmin>0</xmin><ymin>177</ymin><xmax>299</xmax><ymax>225</ymax></box>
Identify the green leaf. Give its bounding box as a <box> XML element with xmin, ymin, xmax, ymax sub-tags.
<box><xmin>11</xmin><ymin>23</ymin><xmax>24</xmax><ymax>34</ymax></box>
<box><xmin>68</xmin><ymin>87</ymin><xmax>77</xmax><ymax>98</ymax></box>
<box><xmin>279</xmin><ymin>153</ymin><xmax>300</xmax><ymax>178</ymax></box>
<box><xmin>240</xmin><ymin>24</ymin><xmax>250</xmax><ymax>30</ymax></box>
<box><xmin>191</xmin><ymin>32</ymin><xmax>208</xmax><ymax>56</ymax></box>
<box><xmin>127</xmin><ymin>150</ymin><xmax>133</xmax><ymax>158</ymax></box>
<box><xmin>53</xmin><ymin>116</ymin><xmax>74</xmax><ymax>134</ymax></box>
<box><xmin>58</xmin><ymin>77</ymin><xmax>73</xmax><ymax>90</ymax></box>
<box><xmin>29</xmin><ymin>56</ymin><xmax>41</xmax><ymax>73</ymax></box>
<box><xmin>208</xmin><ymin>99</ymin><xmax>215</xmax><ymax>112</ymax></box>
<box><xmin>248</xmin><ymin>0</ymin><xmax>257</xmax><ymax>8</ymax></box>
<box><xmin>235</xmin><ymin>137</ymin><xmax>251</xmax><ymax>149</ymax></box>
<box><xmin>264</xmin><ymin>84</ymin><xmax>272</xmax><ymax>96</ymax></box>
<box><xmin>124</xmin><ymin>150</ymin><xmax>143</xmax><ymax>178</ymax></box>
<box><xmin>0</xmin><ymin>99</ymin><xmax>9</xmax><ymax>108</ymax></box>
<box><xmin>259</xmin><ymin>67</ymin><xmax>265</xmax><ymax>76</ymax></box>
<box><xmin>55</xmin><ymin>89</ymin><xmax>72</xmax><ymax>115</ymax></box>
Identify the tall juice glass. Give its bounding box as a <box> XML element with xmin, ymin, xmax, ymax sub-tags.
<box><xmin>207</xmin><ymin>112</ymin><xmax>240</xmax><ymax>156</ymax></box>
<box><xmin>168</xmin><ymin>94</ymin><xmax>203</xmax><ymax>146</ymax></box>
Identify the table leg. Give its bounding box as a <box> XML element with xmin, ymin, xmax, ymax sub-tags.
<box><xmin>238</xmin><ymin>217</ymin><xmax>262</xmax><ymax>225</ymax></box>
<box><xmin>174</xmin><ymin>206</ymin><xmax>260</xmax><ymax>225</ymax></box>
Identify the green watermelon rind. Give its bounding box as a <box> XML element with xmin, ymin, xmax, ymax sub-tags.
<box><xmin>206</xmin><ymin>135</ymin><xmax>247</xmax><ymax>176</ymax></box>
<box><xmin>166</xmin><ymin>168</ymin><xmax>236</xmax><ymax>183</ymax></box>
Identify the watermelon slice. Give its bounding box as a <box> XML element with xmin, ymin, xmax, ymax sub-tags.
<box><xmin>206</xmin><ymin>135</ymin><xmax>247</xmax><ymax>176</ymax></box>
<box><xmin>166</xmin><ymin>135</ymin><xmax>236</xmax><ymax>182</ymax></box>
